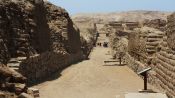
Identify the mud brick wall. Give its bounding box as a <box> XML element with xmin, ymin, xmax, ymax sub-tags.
<box><xmin>0</xmin><ymin>0</ymin><xmax>41</xmax><ymax>63</ymax></box>
<box><xmin>143</xmin><ymin>19</ymin><xmax>167</xmax><ymax>31</ymax></box>
<box><xmin>127</xmin><ymin>25</ymin><xmax>174</xmax><ymax>97</ymax></box>
<box><xmin>154</xmin><ymin>38</ymin><xmax>175</xmax><ymax>97</ymax></box>
<box><xmin>0</xmin><ymin>1</ymin><xmax>82</xmax><ymax>64</ymax></box>
<box><xmin>128</xmin><ymin>28</ymin><xmax>147</xmax><ymax>63</ymax></box>
<box><xmin>0</xmin><ymin>39</ymin><xmax>9</xmax><ymax>64</ymax></box>
<box><xmin>0</xmin><ymin>0</ymin><xmax>84</xmax><ymax>85</ymax></box>
<box><xmin>153</xmin><ymin>13</ymin><xmax>175</xmax><ymax>98</ymax></box>
<box><xmin>19</xmin><ymin>51</ymin><xmax>83</xmax><ymax>84</ymax></box>
<box><xmin>0</xmin><ymin>64</ymin><xmax>26</xmax><ymax>95</ymax></box>
<box><xmin>17</xmin><ymin>1</ymin><xmax>84</xmax><ymax>84</ymax></box>
<box><xmin>128</xmin><ymin>27</ymin><xmax>164</xmax><ymax>63</ymax></box>
<box><xmin>73</xmin><ymin>20</ymin><xmax>97</xmax><ymax>58</ymax></box>
<box><xmin>20</xmin><ymin>6</ymin><xmax>83</xmax><ymax>84</ymax></box>
<box><xmin>45</xmin><ymin>2</ymin><xmax>81</xmax><ymax>54</ymax></box>
<box><xmin>33</xmin><ymin>0</ymin><xmax>50</xmax><ymax>53</ymax></box>
<box><xmin>125</xmin><ymin>22</ymin><xmax>140</xmax><ymax>30</ymax></box>
<box><xmin>106</xmin><ymin>22</ymin><xmax>124</xmax><ymax>31</ymax></box>
<box><xmin>167</xmin><ymin>13</ymin><xmax>175</xmax><ymax>50</ymax></box>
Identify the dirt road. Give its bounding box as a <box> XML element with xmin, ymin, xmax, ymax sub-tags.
<box><xmin>34</xmin><ymin>47</ymin><xmax>148</xmax><ymax>98</ymax></box>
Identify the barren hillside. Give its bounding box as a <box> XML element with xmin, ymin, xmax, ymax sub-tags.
<box><xmin>72</xmin><ymin>11</ymin><xmax>172</xmax><ymax>23</ymax></box>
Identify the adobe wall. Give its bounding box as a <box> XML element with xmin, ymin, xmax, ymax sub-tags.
<box><xmin>19</xmin><ymin>51</ymin><xmax>83</xmax><ymax>84</ymax></box>
<box><xmin>0</xmin><ymin>0</ymin><xmax>84</xmax><ymax>85</ymax></box>
<box><xmin>110</xmin><ymin>21</ymin><xmax>174</xmax><ymax>97</ymax></box>
<box><xmin>153</xmin><ymin>13</ymin><xmax>175</xmax><ymax>98</ymax></box>
<box><xmin>127</xmin><ymin>25</ymin><xmax>174</xmax><ymax>98</ymax></box>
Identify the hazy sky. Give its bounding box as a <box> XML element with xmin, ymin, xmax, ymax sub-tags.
<box><xmin>48</xmin><ymin>0</ymin><xmax>175</xmax><ymax>15</ymax></box>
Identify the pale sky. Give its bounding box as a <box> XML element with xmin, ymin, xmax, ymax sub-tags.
<box><xmin>48</xmin><ymin>0</ymin><xmax>175</xmax><ymax>15</ymax></box>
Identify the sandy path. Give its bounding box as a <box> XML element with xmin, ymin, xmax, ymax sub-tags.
<box><xmin>34</xmin><ymin>47</ymin><xmax>147</xmax><ymax>98</ymax></box>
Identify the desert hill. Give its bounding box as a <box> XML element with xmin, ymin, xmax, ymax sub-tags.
<box><xmin>72</xmin><ymin>10</ymin><xmax>172</xmax><ymax>23</ymax></box>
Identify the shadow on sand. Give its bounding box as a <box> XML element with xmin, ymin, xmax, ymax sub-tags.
<box><xmin>103</xmin><ymin>64</ymin><xmax>127</xmax><ymax>66</ymax></box>
<box><xmin>28</xmin><ymin>59</ymin><xmax>88</xmax><ymax>87</ymax></box>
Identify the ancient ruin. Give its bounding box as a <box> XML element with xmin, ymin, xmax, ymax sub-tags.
<box><xmin>0</xmin><ymin>0</ymin><xmax>94</xmax><ymax>97</ymax></box>
<box><xmin>0</xmin><ymin>0</ymin><xmax>174</xmax><ymax>98</ymax></box>
<box><xmin>108</xmin><ymin>13</ymin><xmax>175</xmax><ymax>98</ymax></box>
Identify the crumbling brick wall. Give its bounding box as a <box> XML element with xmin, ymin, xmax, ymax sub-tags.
<box><xmin>143</xmin><ymin>19</ymin><xmax>167</xmax><ymax>31</ymax></box>
<box><xmin>0</xmin><ymin>0</ymin><xmax>84</xmax><ymax>85</ymax></box>
<box><xmin>155</xmin><ymin>40</ymin><xmax>175</xmax><ymax>97</ymax></box>
<box><xmin>0</xmin><ymin>64</ymin><xmax>26</xmax><ymax>96</ymax></box>
<box><xmin>128</xmin><ymin>28</ymin><xmax>148</xmax><ymax>63</ymax></box>
<box><xmin>33</xmin><ymin>0</ymin><xmax>51</xmax><ymax>53</ymax></box>
<box><xmin>0</xmin><ymin>39</ymin><xmax>9</xmax><ymax>64</ymax></box>
<box><xmin>167</xmin><ymin>13</ymin><xmax>175</xmax><ymax>50</ymax></box>
<box><xmin>128</xmin><ymin>27</ymin><xmax>164</xmax><ymax>63</ymax></box>
<box><xmin>73</xmin><ymin>20</ymin><xmax>97</xmax><ymax>58</ymax></box>
<box><xmin>45</xmin><ymin>2</ymin><xmax>81</xmax><ymax>54</ymax></box>
<box><xmin>18</xmin><ymin>2</ymin><xmax>84</xmax><ymax>84</ymax></box>
<box><xmin>0</xmin><ymin>1</ymin><xmax>36</xmax><ymax>61</ymax></box>
<box><xmin>127</xmin><ymin>25</ymin><xmax>174</xmax><ymax>98</ymax></box>
<box><xmin>125</xmin><ymin>22</ymin><xmax>140</xmax><ymax>30</ymax></box>
<box><xmin>0</xmin><ymin>0</ymin><xmax>81</xmax><ymax>63</ymax></box>
<box><xmin>19</xmin><ymin>51</ymin><xmax>83</xmax><ymax>84</ymax></box>
<box><xmin>153</xmin><ymin>13</ymin><xmax>175</xmax><ymax>98</ymax></box>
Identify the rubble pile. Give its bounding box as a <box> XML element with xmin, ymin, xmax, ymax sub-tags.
<box><xmin>0</xmin><ymin>64</ymin><xmax>27</xmax><ymax>97</ymax></box>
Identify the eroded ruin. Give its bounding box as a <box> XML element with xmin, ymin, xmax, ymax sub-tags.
<box><xmin>107</xmin><ymin>13</ymin><xmax>175</xmax><ymax>98</ymax></box>
<box><xmin>0</xmin><ymin>0</ymin><xmax>95</xmax><ymax>97</ymax></box>
<box><xmin>0</xmin><ymin>0</ymin><xmax>174</xmax><ymax>98</ymax></box>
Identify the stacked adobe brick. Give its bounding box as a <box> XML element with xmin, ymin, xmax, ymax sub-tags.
<box><xmin>127</xmin><ymin>24</ymin><xmax>174</xmax><ymax>97</ymax></box>
<box><xmin>0</xmin><ymin>0</ymin><xmax>84</xmax><ymax>85</ymax></box>
<box><xmin>154</xmin><ymin>13</ymin><xmax>175</xmax><ymax>98</ymax></box>
<box><xmin>0</xmin><ymin>64</ymin><xmax>27</xmax><ymax>97</ymax></box>
<box><xmin>143</xmin><ymin>19</ymin><xmax>167</xmax><ymax>31</ymax></box>
<box><xmin>45</xmin><ymin>2</ymin><xmax>82</xmax><ymax>53</ymax></box>
<box><xmin>0</xmin><ymin>0</ymin><xmax>38</xmax><ymax>62</ymax></box>
<box><xmin>129</xmin><ymin>27</ymin><xmax>164</xmax><ymax>62</ymax></box>
<box><xmin>19</xmin><ymin>1</ymin><xmax>83</xmax><ymax>84</ymax></box>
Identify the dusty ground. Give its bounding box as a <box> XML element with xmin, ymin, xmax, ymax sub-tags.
<box><xmin>34</xmin><ymin>47</ymin><xmax>151</xmax><ymax>98</ymax></box>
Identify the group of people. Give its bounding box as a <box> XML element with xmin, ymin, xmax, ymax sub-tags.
<box><xmin>96</xmin><ymin>42</ymin><xmax>108</xmax><ymax>47</ymax></box>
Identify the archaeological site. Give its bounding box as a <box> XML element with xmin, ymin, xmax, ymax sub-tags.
<box><xmin>0</xmin><ymin>0</ymin><xmax>174</xmax><ymax>98</ymax></box>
